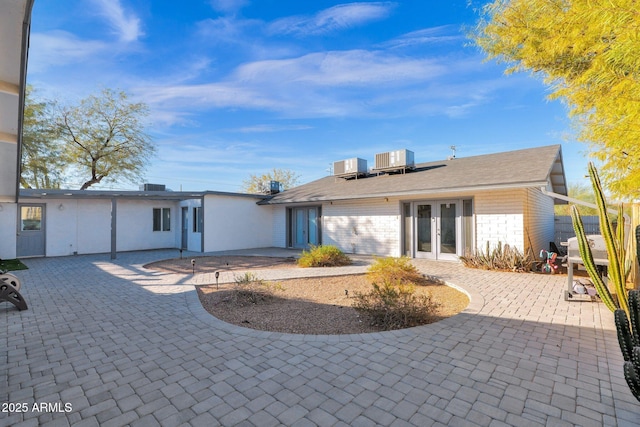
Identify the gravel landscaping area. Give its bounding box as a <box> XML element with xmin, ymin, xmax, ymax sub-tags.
<box><xmin>197</xmin><ymin>274</ymin><xmax>470</xmax><ymax>334</ymax></box>
<box><xmin>146</xmin><ymin>255</ymin><xmax>469</xmax><ymax>335</ymax></box>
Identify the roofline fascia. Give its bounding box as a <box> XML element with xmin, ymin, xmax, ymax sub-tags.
<box><xmin>16</xmin><ymin>188</ymin><xmax>269</xmax><ymax>201</ymax></box>
<box><xmin>14</xmin><ymin>0</ymin><xmax>35</xmax><ymax>203</ymax></box>
<box><xmin>18</xmin><ymin>190</ymin><xmax>206</xmax><ymax>201</ymax></box>
<box><xmin>203</xmin><ymin>190</ymin><xmax>270</xmax><ymax>200</ymax></box>
<box><xmin>262</xmin><ymin>181</ymin><xmax>550</xmax><ymax>205</ymax></box>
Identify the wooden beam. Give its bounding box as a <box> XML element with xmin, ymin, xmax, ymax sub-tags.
<box><xmin>0</xmin><ymin>131</ymin><xmax>18</xmax><ymax>144</ymax></box>
<box><xmin>0</xmin><ymin>80</ymin><xmax>20</xmax><ymax>95</ymax></box>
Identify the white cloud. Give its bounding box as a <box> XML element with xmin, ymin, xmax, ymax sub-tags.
<box><xmin>233</xmin><ymin>50</ymin><xmax>445</xmax><ymax>87</ymax></box>
<box><xmin>29</xmin><ymin>31</ymin><xmax>109</xmax><ymax>72</ymax></box>
<box><xmin>269</xmin><ymin>2</ymin><xmax>396</xmax><ymax>36</ymax></box>
<box><xmin>234</xmin><ymin>124</ymin><xmax>313</xmax><ymax>133</ymax></box>
<box><xmin>90</xmin><ymin>0</ymin><xmax>143</xmax><ymax>42</ymax></box>
<box><xmin>136</xmin><ymin>82</ymin><xmax>289</xmax><ymax>110</ymax></box>
<box><xmin>134</xmin><ymin>49</ymin><xmax>487</xmax><ymax>120</ymax></box>
<box><xmin>382</xmin><ymin>26</ymin><xmax>464</xmax><ymax>49</ymax></box>
<box><xmin>209</xmin><ymin>0</ymin><xmax>249</xmax><ymax>14</ymax></box>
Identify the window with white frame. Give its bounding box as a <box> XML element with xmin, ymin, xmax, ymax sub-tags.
<box><xmin>153</xmin><ymin>208</ymin><xmax>171</xmax><ymax>231</ymax></box>
<box><xmin>193</xmin><ymin>207</ymin><xmax>202</xmax><ymax>233</ymax></box>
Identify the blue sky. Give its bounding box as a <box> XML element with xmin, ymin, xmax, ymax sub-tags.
<box><xmin>27</xmin><ymin>0</ymin><xmax>590</xmax><ymax>192</ymax></box>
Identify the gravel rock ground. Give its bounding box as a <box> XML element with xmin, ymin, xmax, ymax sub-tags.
<box><xmin>148</xmin><ymin>255</ymin><xmax>469</xmax><ymax>335</ymax></box>
<box><xmin>197</xmin><ymin>275</ymin><xmax>469</xmax><ymax>334</ymax></box>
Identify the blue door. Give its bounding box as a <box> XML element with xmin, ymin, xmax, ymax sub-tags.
<box><xmin>292</xmin><ymin>207</ymin><xmax>320</xmax><ymax>248</ymax></box>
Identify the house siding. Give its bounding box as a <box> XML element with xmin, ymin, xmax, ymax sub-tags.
<box><xmin>474</xmin><ymin>189</ymin><xmax>526</xmax><ymax>252</ymax></box>
<box><xmin>322</xmin><ymin>199</ymin><xmax>400</xmax><ymax>256</ymax></box>
<box><xmin>116</xmin><ymin>200</ymin><xmax>177</xmax><ymax>252</ymax></box>
<box><xmin>524</xmin><ymin>187</ymin><xmax>555</xmax><ymax>254</ymax></box>
<box><xmin>41</xmin><ymin>199</ymin><xmax>112</xmax><ymax>256</ymax></box>
<box><xmin>203</xmin><ymin>195</ymin><xmax>272</xmax><ymax>252</ymax></box>
<box><xmin>0</xmin><ymin>203</ymin><xmax>18</xmax><ymax>259</ymax></box>
<box><xmin>40</xmin><ymin>199</ymin><xmax>177</xmax><ymax>256</ymax></box>
<box><xmin>271</xmin><ymin>205</ymin><xmax>287</xmax><ymax>248</ymax></box>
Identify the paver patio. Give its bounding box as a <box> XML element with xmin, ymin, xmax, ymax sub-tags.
<box><xmin>1</xmin><ymin>248</ymin><xmax>639</xmax><ymax>426</ymax></box>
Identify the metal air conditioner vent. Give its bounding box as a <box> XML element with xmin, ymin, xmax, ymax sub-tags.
<box><xmin>373</xmin><ymin>149</ymin><xmax>415</xmax><ymax>172</ymax></box>
<box><xmin>333</xmin><ymin>158</ymin><xmax>367</xmax><ymax>178</ymax></box>
<box><xmin>140</xmin><ymin>183</ymin><xmax>166</xmax><ymax>191</ymax></box>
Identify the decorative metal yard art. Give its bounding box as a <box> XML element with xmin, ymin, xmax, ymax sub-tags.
<box><xmin>570</xmin><ymin>162</ymin><xmax>640</xmax><ymax>401</ymax></box>
<box><xmin>0</xmin><ymin>269</ymin><xmax>27</xmax><ymax>311</ymax></box>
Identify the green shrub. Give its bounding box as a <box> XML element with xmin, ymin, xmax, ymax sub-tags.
<box><xmin>366</xmin><ymin>256</ymin><xmax>426</xmax><ymax>285</ymax></box>
<box><xmin>231</xmin><ymin>272</ymin><xmax>282</xmax><ymax>306</ymax></box>
<box><xmin>353</xmin><ymin>280</ymin><xmax>440</xmax><ymax>330</ymax></box>
<box><xmin>297</xmin><ymin>245</ymin><xmax>352</xmax><ymax>268</ymax></box>
<box><xmin>459</xmin><ymin>241</ymin><xmax>536</xmax><ymax>272</ymax></box>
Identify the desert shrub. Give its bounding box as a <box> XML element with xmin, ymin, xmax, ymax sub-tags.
<box><xmin>366</xmin><ymin>256</ymin><xmax>426</xmax><ymax>285</ymax></box>
<box><xmin>231</xmin><ymin>272</ymin><xmax>283</xmax><ymax>306</ymax></box>
<box><xmin>297</xmin><ymin>245</ymin><xmax>352</xmax><ymax>267</ymax></box>
<box><xmin>353</xmin><ymin>280</ymin><xmax>440</xmax><ymax>330</ymax></box>
<box><xmin>459</xmin><ymin>241</ymin><xmax>536</xmax><ymax>272</ymax></box>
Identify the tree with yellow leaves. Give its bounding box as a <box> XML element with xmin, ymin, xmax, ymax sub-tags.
<box><xmin>473</xmin><ymin>0</ymin><xmax>640</xmax><ymax>200</ymax></box>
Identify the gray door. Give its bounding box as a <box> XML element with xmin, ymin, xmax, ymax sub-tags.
<box><xmin>17</xmin><ymin>204</ymin><xmax>46</xmax><ymax>257</ymax></box>
<box><xmin>181</xmin><ymin>207</ymin><xmax>188</xmax><ymax>249</ymax></box>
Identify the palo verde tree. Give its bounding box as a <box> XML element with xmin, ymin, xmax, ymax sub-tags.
<box><xmin>554</xmin><ymin>182</ymin><xmax>599</xmax><ymax>216</ymax></box>
<box><xmin>57</xmin><ymin>88</ymin><xmax>156</xmax><ymax>190</ymax></box>
<box><xmin>473</xmin><ymin>0</ymin><xmax>640</xmax><ymax>200</ymax></box>
<box><xmin>20</xmin><ymin>86</ymin><xmax>65</xmax><ymax>189</ymax></box>
<box><xmin>242</xmin><ymin>168</ymin><xmax>301</xmax><ymax>194</ymax></box>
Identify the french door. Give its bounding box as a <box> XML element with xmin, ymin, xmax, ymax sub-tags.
<box><xmin>291</xmin><ymin>207</ymin><xmax>320</xmax><ymax>248</ymax></box>
<box><xmin>414</xmin><ymin>200</ymin><xmax>459</xmax><ymax>260</ymax></box>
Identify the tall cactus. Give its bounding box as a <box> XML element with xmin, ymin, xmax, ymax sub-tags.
<box><xmin>571</xmin><ymin>162</ymin><xmax>640</xmax><ymax>401</ymax></box>
<box><xmin>570</xmin><ymin>162</ymin><xmax>628</xmax><ymax>315</ymax></box>
<box><xmin>615</xmin><ymin>291</ymin><xmax>640</xmax><ymax>401</ymax></box>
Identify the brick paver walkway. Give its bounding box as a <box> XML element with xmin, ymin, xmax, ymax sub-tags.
<box><xmin>1</xmin><ymin>248</ymin><xmax>638</xmax><ymax>426</ymax></box>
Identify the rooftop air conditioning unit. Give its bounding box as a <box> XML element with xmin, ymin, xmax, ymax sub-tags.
<box><xmin>374</xmin><ymin>149</ymin><xmax>414</xmax><ymax>171</ymax></box>
<box><xmin>333</xmin><ymin>158</ymin><xmax>367</xmax><ymax>177</ymax></box>
<box><xmin>268</xmin><ymin>181</ymin><xmax>281</xmax><ymax>194</ymax></box>
<box><xmin>140</xmin><ymin>183</ymin><xmax>166</xmax><ymax>191</ymax></box>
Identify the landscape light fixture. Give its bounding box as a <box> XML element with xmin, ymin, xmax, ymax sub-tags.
<box><xmin>215</xmin><ymin>271</ymin><xmax>220</xmax><ymax>290</ymax></box>
<box><xmin>191</xmin><ymin>259</ymin><xmax>195</xmax><ymax>275</ymax></box>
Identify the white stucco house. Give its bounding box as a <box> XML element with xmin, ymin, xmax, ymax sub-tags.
<box><xmin>1</xmin><ymin>189</ymin><xmax>275</xmax><ymax>259</ymax></box>
<box><xmin>0</xmin><ymin>144</ymin><xmax>567</xmax><ymax>262</ymax></box>
<box><xmin>262</xmin><ymin>144</ymin><xmax>567</xmax><ymax>260</ymax></box>
<box><xmin>0</xmin><ymin>2</ymin><xmax>568</xmax><ymax>262</ymax></box>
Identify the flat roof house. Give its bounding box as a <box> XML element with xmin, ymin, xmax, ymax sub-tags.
<box><xmin>3</xmin><ymin>189</ymin><xmax>273</xmax><ymax>259</ymax></box>
<box><xmin>261</xmin><ymin>145</ymin><xmax>567</xmax><ymax>260</ymax></box>
<box><xmin>0</xmin><ymin>145</ymin><xmax>566</xmax><ymax>261</ymax></box>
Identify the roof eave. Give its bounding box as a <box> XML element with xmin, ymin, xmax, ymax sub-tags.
<box><xmin>261</xmin><ymin>181</ymin><xmax>552</xmax><ymax>205</ymax></box>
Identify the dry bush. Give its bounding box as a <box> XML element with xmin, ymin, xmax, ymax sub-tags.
<box><xmin>353</xmin><ymin>280</ymin><xmax>440</xmax><ymax>330</ymax></box>
<box><xmin>231</xmin><ymin>272</ymin><xmax>283</xmax><ymax>306</ymax></box>
<box><xmin>297</xmin><ymin>245</ymin><xmax>352</xmax><ymax>267</ymax></box>
<box><xmin>353</xmin><ymin>257</ymin><xmax>439</xmax><ymax>330</ymax></box>
<box><xmin>366</xmin><ymin>256</ymin><xmax>426</xmax><ymax>285</ymax></box>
